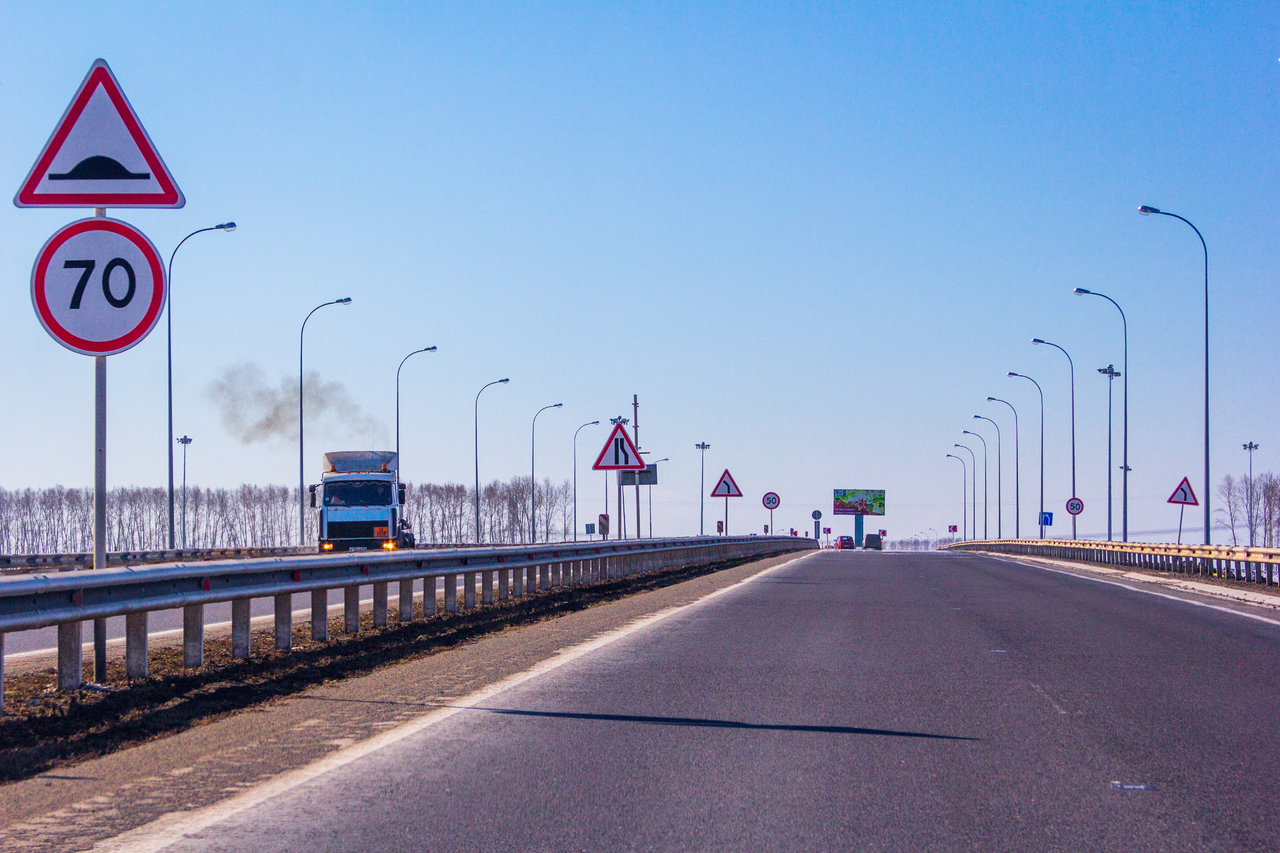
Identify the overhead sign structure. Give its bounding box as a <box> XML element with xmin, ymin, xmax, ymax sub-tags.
<box><xmin>31</xmin><ymin>217</ymin><xmax>167</xmax><ymax>356</ymax></box>
<box><xmin>762</xmin><ymin>492</ymin><xmax>780</xmax><ymax>510</ymax></box>
<box><xmin>15</xmin><ymin>59</ymin><xmax>184</xmax><ymax>208</ymax></box>
<box><xmin>592</xmin><ymin>424</ymin><xmax>646</xmax><ymax>471</ymax></box>
<box><xmin>711</xmin><ymin>470</ymin><xmax>743</xmax><ymax>498</ymax></box>
<box><xmin>1066</xmin><ymin>497</ymin><xmax>1084</xmax><ymax>516</ymax></box>
<box><xmin>1167</xmin><ymin>477</ymin><xmax>1199</xmax><ymax>506</ymax></box>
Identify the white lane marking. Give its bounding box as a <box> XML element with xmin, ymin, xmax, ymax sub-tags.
<box><xmin>1030</xmin><ymin>682</ymin><xmax>1069</xmax><ymax>716</ymax></box>
<box><xmin>93</xmin><ymin>552</ymin><xmax>817</xmax><ymax>853</ymax></box>
<box><xmin>990</xmin><ymin>556</ymin><xmax>1280</xmax><ymax>628</ymax></box>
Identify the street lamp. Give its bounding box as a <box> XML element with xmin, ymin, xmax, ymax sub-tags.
<box><xmin>1074</xmin><ymin>287</ymin><xmax>1129</xmax><ymax>541</ymax></box>
<box><xmin>177</xmin><ymin>435</ymin><xmax>192</xmax><ymax>549</ymax></box>
<box><xmin>954</xmin><ymin>444</ymin><xmax>976</xmax><ymax>540</ymax></box>
<box><xmin>473</xmin><ymin>378</ymin><xmax>510</xmax><ymax>543</ymax></box>
<box><xmin>974</xmin><ymin>414</ymin><xmax>1002</xmax><ymax>539</ymax></box>
<box><xmin>1244</xmin><ymin>442</ymin><xmax>1259</xmax><ymax>546</ymax></box>
<box><xmin>695</xmin><ymin>442</ymin><xmax>711</xmax><ymax>535</ymax></box>
<box><xmin>1032</xmin><ymin>338</ymin><xmax>1077</xmax><ymax>539</ymax></box>
<box><xmin>530</xmin><ymin>403</ymin><xmax>563</xmax><ymax>543</ymax></box>
<box><xmin>1098</xmin><ymin>365</ymin><xmax>1121</xmax><ymax>540</ymax></box>
<box><xmin>987</xmin><ymin>397</ymin><xmax>1019</xmax><ymax>538</ymax></box>
<box><xmin>299</xmin><ymin>297</ymin><xmax>352</xmax><ymax>545</ymax></box>
<box><xmin>946</xmin><ymin>454</ymin><xmax>967</xmax><ymax>541</ymax></box>
<box><xmin>396</xmin><ymin>346</ymin><xmax>437</xmax><ymax>463</ymax></box>
<box><xmin>647</xmin><ymin>457</ymin><xmax>669</xmax><ymax>537</ymax></box>
<box><xmin>1008</xmin><ymin>372</ymin><xmax>1045</xmax><ymax>539</ymax></box>
<box><xmin>166</xmin><ymin>221</ymin><xmax>236</xmax><ymax>548</ymax></box>
<box><xmin>1140</xmin><ymin>205</ymin><xmax>1210</xmax><ymax>543</ymax></box>
<box><xmin>962</xmin><ymin>430</ymin><xmax>988</xmax><ymax>539</ymax></box>
<box><xmin>572</xmin><ymin>421</ymin><xmax>600</xmax><ymax>542</ymax></box>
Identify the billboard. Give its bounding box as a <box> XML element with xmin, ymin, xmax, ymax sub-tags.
<box><xmin>833</xmin><ymin>489</ymin><xmax>885</xmax><ymax>516</ymax></box>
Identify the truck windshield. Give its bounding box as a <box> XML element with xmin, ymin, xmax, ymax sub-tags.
<box><xmin>323</xmin><ymin>480</ymin><xmax>393</xmax><ymax>507</ymax></box>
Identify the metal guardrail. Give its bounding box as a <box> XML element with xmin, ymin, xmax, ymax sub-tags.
<box><xmin>0</xmin><ymin>545</ymin><xmax>315</xmax><ymax>573</ymax></box>
<box><xmin>942</xmin><ymin>538</ymin><xmax>1279</xmax><ymax>586</ymax></box>
<box><xmin>0</xmin><ymin>535</ymin><xmax>816</xmax><ymax>709</ymax></box>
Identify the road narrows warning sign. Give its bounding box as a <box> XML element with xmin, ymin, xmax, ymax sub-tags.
<box><xmin>711</xmin><ymin>469</ymin><xmax>743</xmax><ymax>498</ymax></box>
<box><xmin>15</xmin><ymin>59</ymin><xmax>184</xmax><ymax>208</ymax></box>
<box><xmin>592</xmin><ymin>424</ymin><xmax>646</xmax><ymax>471</ymax></box>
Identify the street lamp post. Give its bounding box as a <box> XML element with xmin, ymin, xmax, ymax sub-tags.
<box><xmin>1075</xmin><ymin>288</ymin><xmax>1129</xmax><ymax>541</ymax></box>
<box><xmin>1140</xmin><ymin>205</ymin><xmax>1210</xmax><ymax>543</ymax></box>
<box><xmin>946</xmin><ymin>454</ymin><xmax>967</xmax><ymax>541</ymax></box>
<box><xmin>166</xmin><ymin>222</ymin><xmax>236</xmax><ymax>548</ymax></box>
<box><xmin>974</xmin><ymin>415</ymin><xmax>1002</xmax><ymax>539</ymax></box>
<box><xmin>395</xmin><ymin>346</ymin><xmax>437</xmax><ymax>463</ymax></box>
<box><xmin>695</xmin><ymin>442</ymin><xmax>711</xmax><ymax>535</ymax></box>
<box><xmin>987</xmin><ymin>397</ymin><xmax>1019</xmax><ymax>538</ymax></box>
<box><xmin>962</xmin><ymin>430</ymin><xmax>988</xmax><ymax>540</ymax></box>
<box><xmin>573</xmin><ymin>421</ymin><xmax>600</xmax><ymax>542</ymax></box>
<box><xmin>473</xmin><ymin>378</ymin><xmax>510</xmax><ymax>543</ymax></box>
<box><xmin>1033</xmin><ymin>338</ymin><xmax>1077</xmax><ymax>539</ymax></box>
<box><xmin>1244</xmin><ymin>442</ymin><xmax>1259</xmax><ymax>546</ymax></box>
<box><xmin>530</xmin><ymin>403</ymin><xmax>563</xmax><ymax>543</ymax></box>
<box><xmin>954</xmin><ymin>444</ymin><xmax>976</xmax><ymax>541</ymax></box>
<box><xmin>1098</xmin><ymin>365</ymin><xmax>1121</xmax><ymax>540</ymax></box>
<box><xmin>1009</xmin><ymin>372</ymin><xmax>1045</xmax><ymax>539</ymax></box>
<box><xmin>177</xmin><ymin>435</ymin><xmax>192</xmax><ymax>549</ymax></box>
<box><xmin>299</xmin><ymin>297</ymin><xmax>352</xmax><ymax>545</ymax></box>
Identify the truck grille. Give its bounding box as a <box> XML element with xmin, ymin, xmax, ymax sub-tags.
<box><xmin>326</xmin><ymin>521</ymin><xmax>381</xmax><ymax>540</ymax></box>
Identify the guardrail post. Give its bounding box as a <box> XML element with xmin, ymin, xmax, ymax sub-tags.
<box><xmin>512</xmin><ymin>565</ymin><xmax>524</xmax><ymax>597</ymax></box>
<box><xmin>445</xmin><ymin>574</ymin><xmax>457</xmax><ymax>612</ymax></box>
<box><xmin>345</xmin><ymin>586</ymin><xmax>360</xmax><ymax>633</ymax></box>
<box><xmin>0</xmin><ymin>633</ymin><xmax>4</xmax><ymax>711</ymax></box>
<box><xmin>183</xmin><ymin>604</ymin><xmax>204</xmax><ymax>668</ymax></box>
<box><xmin>126</xmin><ymin>611</ymin><xmax>148</xmax><ymax>679</ymax></box>
<box><xmin>274</xmin><ymin>593</ymin><xmax>292</xmax><ymax>650</ymax></box>
<box><xmin>310</xmin><ymin>590</ymin><xmax>328</xmax><ymax>641</ymax></box>
<box><xmin>232</xmin><ymin>598</ymin><xmax>251</xmax><ymax>659</ymax></box>
<box><xmin>482</xmin><ymin>570</ymin><xmax>494</xmax><ymax>605</ymax></box>
<box><xmin>526</xmin><ymin>565</ymin><xmax>537</xmax><ymax>593</ymax></box>
<box><xmin>498</xmin><ymin>568</ymin><xmax>509</xmax><ymax>600</ymax></box>
<box><xmin>58</xmin><ymin>621</ymin><xmax>82</xmax><ymax>690</ymax></box>
<box><xmin>398</xmin><ymin>579</ymin><xmax>414</xmax><ymax>621</ymax></box>
<box><xmin>373</xmin><ymin>582</ymin><xmax>388</xmax><ymax>628</ymax></box>
<box><xmin>539</xmin><ymin>563</ymin><xmax>550</xmax><ymax>591</ymax></box>
<box><xmin>460</xmin><ymin>571</ymin><xmax>473</xmax><ymax>609</ymax></box>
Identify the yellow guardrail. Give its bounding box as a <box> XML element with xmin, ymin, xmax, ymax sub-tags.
<box><xmin>940</xmin><ymin>538</ymin><xmax>1279</xmax><ymax>586</ymax></box>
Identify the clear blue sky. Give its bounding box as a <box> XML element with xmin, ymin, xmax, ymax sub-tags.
<box><xmin>1</xmin><ymin>2</ymin><xmax>1276</xmax><ymax>542</ymax></box>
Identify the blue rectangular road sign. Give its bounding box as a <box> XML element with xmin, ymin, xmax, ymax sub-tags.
<box><xmin>1040</xmin><ymin>511</ymin><xmax>1053</xmax><ymax>526</ymax></box>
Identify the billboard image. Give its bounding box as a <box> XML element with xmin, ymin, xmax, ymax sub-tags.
<box><xmin>833</xmin><ymin>489</ymin><xmax>885</xmax><ymax>516</ymax></box>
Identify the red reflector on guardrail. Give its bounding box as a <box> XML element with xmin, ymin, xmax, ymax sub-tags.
<box><xmin>361</xmin><ymin>566</ymin><xmax>370</xmax><ymax>575</ymax></box>
<box><xmin>200</xmin><ymin>578</ymin><xmax>211</xmax><ymax>591</ymax></box>
<box><xmin>292</xmin><ymin>570</ymin><xmax>302</xmax><ymax>582</ymax></box>
<box><xmin>71</xmin><ymin>590</ymin><xmax>83</xmax><ymax>606</ymax></box>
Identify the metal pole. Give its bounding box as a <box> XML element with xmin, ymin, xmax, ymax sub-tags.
<box><xmin>947</xmin><ymin>454</ymin><xmax>966</xmax><ymax>541</ymax></box>
<box><xmin>573</xmin><ymin>421</ymin><xmax>599</xmax><ymax>542</ymax></box>
<box><xmin>178</xmin><ymin>436</ymin><xmax>192</xmax><ymax>548</ymax></box>
<box><xmin>1033</xmin><ymin>339</ymin><xmax>1076</xmax><ymax>539</ymax></box>
<box><xmin>963</xmin><ymin>430</ymin><xmax>987</xmax><ymax>539</ymax></box>
<box><xmin>696</xmin><ymin>442</ymin><xmax>710</xmax><ymax>535</ymax></box>
<box><xmin>300</xmin><ymin>297</ymin><xmax>350</xmax><ymax>545</ymax></box>
<box><xmin>988</xmin><ymin>398</ymin><xmax>1019</xmax><ymax>538</ymax></box>
<box><xmin>974</xmin><ymin>415</ymin><xmax>1001</xmax><ymax>538</ymax></box>
<box><xmin>1245</xmin><ymin>442</ymin><xmax>1259</xmax><ymax>546</ymax></box>
<box><xmin>530</xmin><ymin>403</ymin><xmax>562</xmax><ymax>543</ymax></box>
<box><xmin>396</xmin><ymin>346</ymin><xmax>437</xmax><ymax>464</ymax></box>
<box><xmin>1098</xmin><ymin>366</ymin><xmax>1120</xmax><ymax>540</ymax></box>
<box><xmin>955</xmin><ymin>444</ymin><xmax>976</xmax><ymax>540</ymax></box>
<box><xmin>1140</xmin><ymin>206</ymin><xmax>1209</xmax><ymax>543</ymax></box>
<box><xmin>1009</xmin><ymin>373</ymin><xmax>1044</xmax><ymax>538</ymax></box>
<box><xmin>633</xmin><ymin>395</ymin><xmax>641</xmax><ymax>540</ymax></box>
<box><xmin>1076</xmin><ymin>289</ymin><xmax>1129</xmax><ymax>541</ymax></box>
<box><xmin>94</xmin><ymin>355</ymin><xmax>107</xmax><ymax>683</ymax></box>
<box><xmin>474</xmin><ymin>378</ymin><xmax>510</xmax><ymax>543</ymax></box>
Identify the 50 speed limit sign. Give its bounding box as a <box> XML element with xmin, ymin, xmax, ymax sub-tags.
<box><xmin>31</xmin><ymin>217</ymin><xmax>166</xmax><ymax>356</ymax></box>
<box><xmin>1066</xmin><ymin>497</ymin><xmax>1084</xmax><ymax>516</ymax></box>
<box><xmin>762</xmin><ymin>492</ymin><xmax>780</xmax><ymax>510</ymax></box>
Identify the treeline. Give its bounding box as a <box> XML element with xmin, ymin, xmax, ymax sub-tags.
<box><xmin>1218</xmin><ymin>473</ymin><xmax>1280</xmax><ymax>547</ymax></box>
<box><xmin>0</xmin><ymin>477</ymin><xmax>574</xmax><ymax>554</ymax></box>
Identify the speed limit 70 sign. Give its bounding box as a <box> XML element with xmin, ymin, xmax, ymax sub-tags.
<box><xmin>31</xmin><ymin>217</ymin><xmax>166</xmax><ymax>356</ymax></box>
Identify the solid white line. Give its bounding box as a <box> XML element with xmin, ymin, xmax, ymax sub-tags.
<box><xmin>991</xmin><ymin>555</ymin><xmax>1280</xmax><ymax>628</ymax></box>
<box><xmin>93</xmin><ymin>551</ymin><xmax>817</xmax><ymax>853</ymax></box>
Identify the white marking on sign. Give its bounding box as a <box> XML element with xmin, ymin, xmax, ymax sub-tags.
<box><xmin>15</xmin><ymin>59</ymin><xmax>184</xmax><ymax>208</ymax></box>
<box><xmin>1167</xmin><ymin>477</ymin><xmax>1198</xmax><ymax>506</ymax></box>
<box><xmin>31</xmin><ymin>218</ymin><xmax>166</xmax><ymax>356</ymax></box>
<box><xmin>711</xmin><ymin>469</ymin><xmax>743</xmax><ymax>498</ymax></box>
<box><xmin>591</xmin><ymin>424</ymin><xmax>645</xmax><ymax>471</ymax></box>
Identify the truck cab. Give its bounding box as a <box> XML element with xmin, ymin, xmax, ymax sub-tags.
<box><xmin>311</xmin><ymin>451</ymin><xmax>414</xmax><ymax>552</ymax></box>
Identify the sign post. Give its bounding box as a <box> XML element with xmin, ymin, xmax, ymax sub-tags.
<box><xmin>762</xmin><ymin>492</ymin><xmax>780</xmax><ymax>536</ymax></box>
<box><xmin>592</xmin><ymin>423</ymin><xmax>645</xmax><ymax>539</ymax></box>
<box><xmin>710</xmin><ymin>470</ymin><xmax>743</xmax><ymax>535</ymax></box>
<box><xmin>812</xmin><ymin>509</ymin><xmax>822</xmax><ymax>542</ymax></box>
<box><xmin>1167</xmin><ymin>477</ymin><xmax>1199</xmax><ymax>545</ymax></box>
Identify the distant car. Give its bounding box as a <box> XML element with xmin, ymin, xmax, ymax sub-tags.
<box><xmin>862</xmin><ymin>533</ymin><xmax>883</xmax><ymax>550</ymax></box>
<box><xmin>837</xmin><ymin>535</ymin><xmax>855</xmax><ymax>550</ymax></box>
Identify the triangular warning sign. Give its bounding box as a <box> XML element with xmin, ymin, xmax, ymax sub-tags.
<box><xmin>1167</xmin><ymin>477</ymin><xmax>1198</xmax><ymax>506</ymax></box>
<box><xmin>710</xmin><ymin>469</ymin><xmax>743</xmax><ymax>498</ymax></box>
<box><xmin>15</xmin><ymin>59</ymin><xmax>184</xmax><ymax>208</ymax></box>
<box><xmin>592</xmin><ymin>424</ymin><xmax>646</xmax><ymax>471</ymax></box>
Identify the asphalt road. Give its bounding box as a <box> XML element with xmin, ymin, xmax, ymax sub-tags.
<box><xmin>103</xmin><ymin>548</ymin><xmax>1279</xmax><ymax>853</ymax></box>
